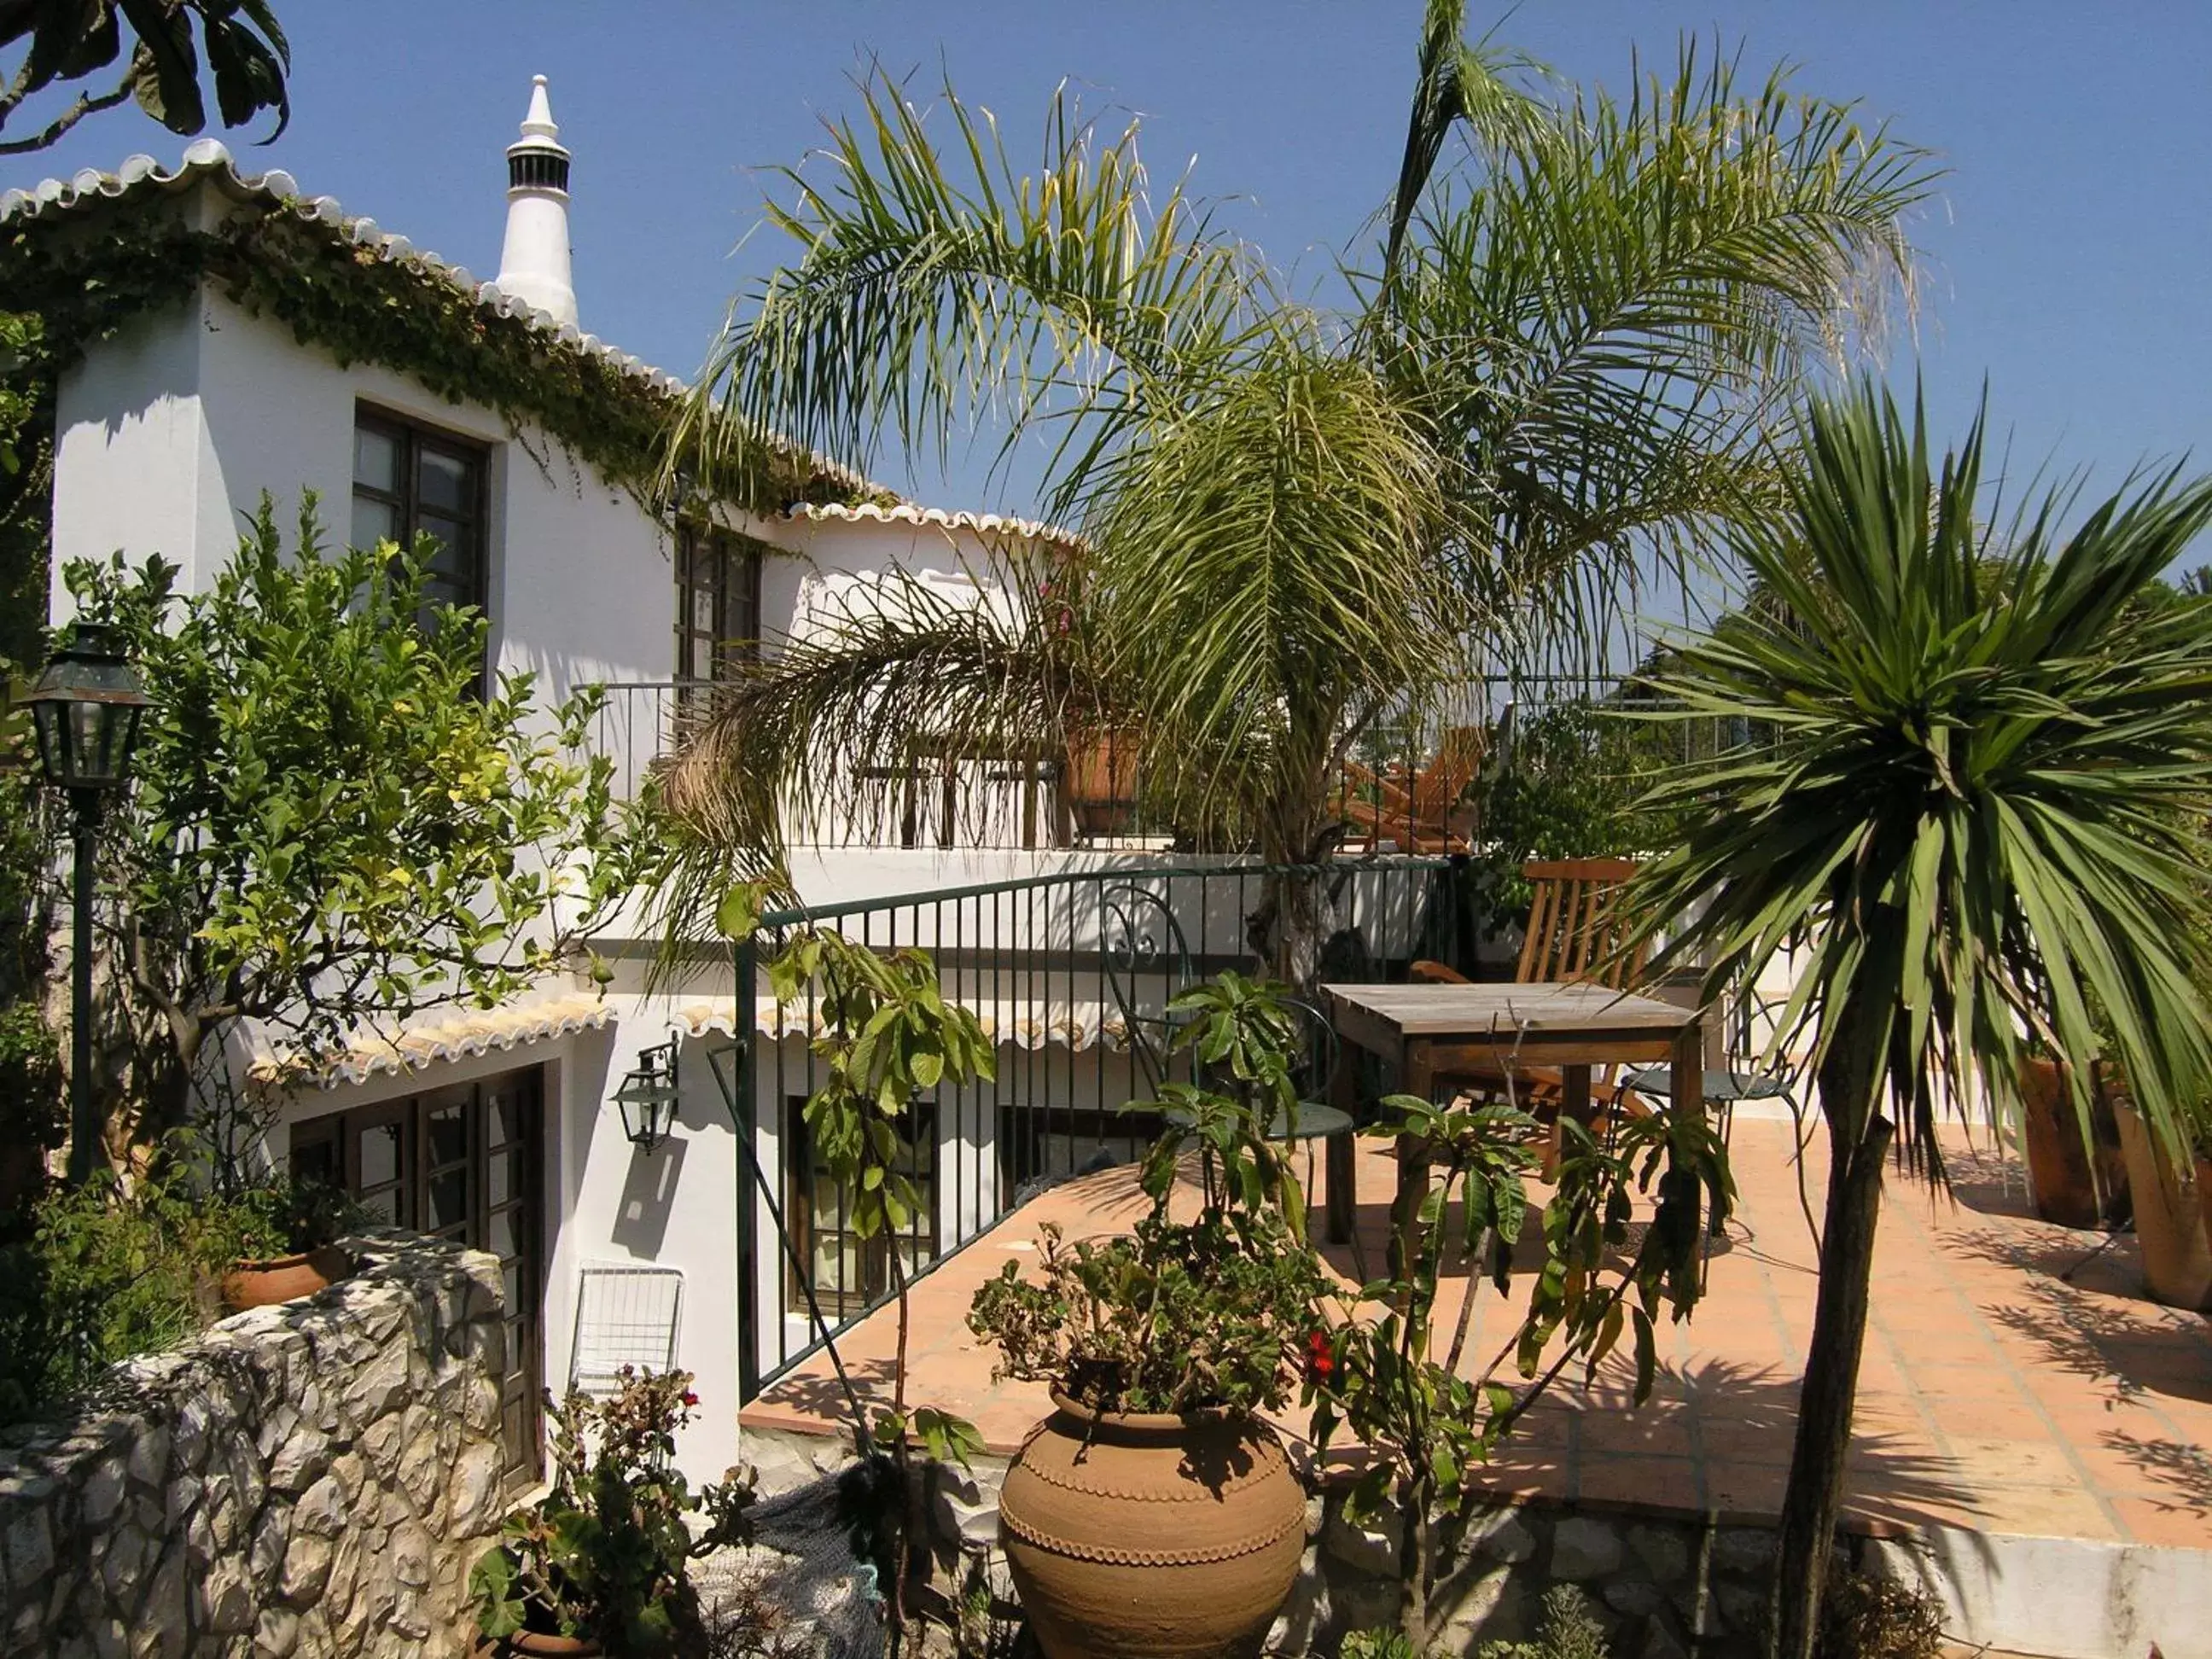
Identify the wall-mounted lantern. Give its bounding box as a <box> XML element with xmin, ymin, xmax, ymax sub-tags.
<box><xmin>614</xmin><ymin>1036</ymin><xmax>681</xmax><ymax>1151</ymax></box>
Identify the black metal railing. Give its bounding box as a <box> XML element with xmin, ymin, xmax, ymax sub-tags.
<box><xmin>706</xmin><ymin>856</ymin><xmax>1464</xmax><ymax>1400</ymax></box>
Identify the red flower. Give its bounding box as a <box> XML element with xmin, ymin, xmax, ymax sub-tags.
<box><xmin>682</xmin><ymin>1391</ymin><xmax>700</xmax><ymax>1408</ymax></box>
<box><xmin>1304</xmin><ymin>1329</ymin><xmax>1335</xmax><ymax>1383</ymax></box>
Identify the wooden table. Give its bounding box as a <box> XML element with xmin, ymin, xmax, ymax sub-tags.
<box><xmin>1318</xmin><ymin>981</ymin><xmax>1705</xmax><ymax>1244</ymax></box>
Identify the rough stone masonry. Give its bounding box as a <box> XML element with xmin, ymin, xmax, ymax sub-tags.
<box><xmin>0</xmin><ymin>1231</ymin><xmax>509</xmax><ymax>1659</ymax></box>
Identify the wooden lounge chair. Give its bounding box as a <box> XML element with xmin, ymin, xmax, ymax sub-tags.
<box><xmin>1338</xmin><ymin>725</ymin><xmax>1485</xmax><ymax>853</ymax></box>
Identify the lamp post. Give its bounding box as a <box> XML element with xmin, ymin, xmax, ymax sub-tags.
<box><xmin>25</xmin><ymin>624</ymin><xmax>148</xmax><ymax>1187</ymax></box>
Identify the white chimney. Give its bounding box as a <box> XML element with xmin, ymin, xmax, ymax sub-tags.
<box><xmin>492</xmin><ymin>75</ymin><xmax>577</xmax><ymax>328</ymax></box>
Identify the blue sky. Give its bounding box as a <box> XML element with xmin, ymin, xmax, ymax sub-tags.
<box><xmin>6</xmin><ymin>2</ymin><xmax>2209</xmax><ymax>528</ymax></box>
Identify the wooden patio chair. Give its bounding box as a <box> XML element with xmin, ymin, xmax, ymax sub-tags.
<box><xmin>1410</xmin><ymin>857</ymin><xmax>1650</xmax><ymax>1157</ymax></box>
<box><xmin>1338</xmin><ymin>725</ymin><xmax>1485</xmax><ymax>853</ymax></box>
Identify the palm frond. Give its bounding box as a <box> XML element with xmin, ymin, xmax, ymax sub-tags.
<box><xmin>670</xmin><ymin>70</ymin><xmax>1274</xmax><ymax>516</ymax></box>
<box><xmin>1380</xmin><ymin>40</ymin><xmax>1941</xmax><ymax>672</ymax></box>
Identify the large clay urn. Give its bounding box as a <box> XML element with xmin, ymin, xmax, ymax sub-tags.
<box><xmin>998</xmin><ymin>1393</ymin><xmax>1307</xmax><ymax>1659</ymax></box>
<box><xmin>2017</xmin><ymin>1057</ymin><xmax>2128</xmax><ymax>1229</ymax></box>
<box><xmin>1063</xmin><ymin>731</ymin><xmax>1141</xmax><ymax>839</ymax></box>
<box><xmin>2111</xmin><ymin>1102</ymin><xmax>2212</xmax><ymax>1312</ymax></box>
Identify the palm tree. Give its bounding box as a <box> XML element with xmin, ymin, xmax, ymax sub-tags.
<box><xmin>1632</xmin><ymin>381</ymin><xmax>2212</xmax><ymax>1659</ymax></box>
<box><xmin>659</xmin><ymin>5</ymin><xmax>1935</xmax><ymax>979</ymax></box>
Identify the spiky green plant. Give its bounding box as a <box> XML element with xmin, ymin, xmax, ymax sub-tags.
<box><xmin>1632</xmin><ymin>380</ymin><xmax>2212</xmax><ymax>1659</ymax></box>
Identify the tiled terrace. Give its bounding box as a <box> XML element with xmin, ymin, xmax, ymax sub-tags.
<box><xmin>742</xmin><ymin>1116</ymin><xmax>2212</xmax><ymax>1557</ymax></box>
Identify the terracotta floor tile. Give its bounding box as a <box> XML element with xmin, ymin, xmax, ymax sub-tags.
<box><xmin>1574</xmin><ymin>1453</ymin><xmax>1700</xmax><ymax>1510</ymax></box>
<box><xmin>742</xmin><ymin>1121</ymin><xmax>2212</xmax><ymax>1569</ymax></box>
<box><xmin>1703</xmin><ymin>1460</ymin><xmax>1787</xmax><ymax>1516</ymax></box>
<box><xmin>2105</xmin><ymin>1494</ymin><xmax>2212</xmax><ymax>1546</ymax></box>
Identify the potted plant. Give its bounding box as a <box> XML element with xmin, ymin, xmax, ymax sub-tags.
<box><xmin>968</xmin><ymin>1208</ymin><xmax>1324</xmax><ymax>1659</ymax></box>
<box><xmin>1062</xmin><ymin>725</ymin><xmax>1142</xmax><ymax>837</ymax></box>
<box><xmin>221</xmin><ymin>1175</ymin><xmax>366</xmax><ymax>1312</ymax></box>
<box><xmin>2016</xmin><ymin>1053</ymin><xmax>2128</xmax><ymax>1230</ymax></box>
<box><xmin>469</xmin><ymin>1367</ymin><xmax>759</xmax><ymax>1656</ymax></box>
<box><xmin>2110</xmin><ymin>1084</ymin><xmax>2212</xmax><ymax>1311</ymax></box>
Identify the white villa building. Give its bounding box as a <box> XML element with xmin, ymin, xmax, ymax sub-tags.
<box><xmin>5</xmin><ymin>81</ymin><xmax>1440</xmax><ymax>1482</ymax></box>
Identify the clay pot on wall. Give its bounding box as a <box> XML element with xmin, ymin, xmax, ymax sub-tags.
<box><xmin>220</xmin><ymin>1245</ymin><xmax>352</xmax><ymax>1313</ymax></box>
<box><xmin>1064</xmin><ymin>731</ymin><xmax>1141</xmax><ymax>839</ymax></box>
<box><xmin>998</xmin><ymin>1392</ymin><xmax>1307</xmax><ymax>1659</ymax></box>
<box><xmin>496</xmin><ymin>1637</ymin><xmax>602</xmax><ymax>1658</ymax></box>
<box><xmin>2110</xmin><ymin>1102</ymin><xmax>2212</xmax><ymax>1312</ymax></box>
<box><xmin>472</xmin><ymin>1634</ymin><xmax>602</xmax><ymax>1658</ymax></box>
<box><xmin>2017</xmin><ymin>1057</ymin><xmax>2128</xmax><ymax>1229</ymax></box>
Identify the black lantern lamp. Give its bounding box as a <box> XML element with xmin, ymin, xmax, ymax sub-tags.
<box><xmin>25</xmin><ymin>623</ymin><xmax>150</xmax><ymax>1188</ymax></box>
<box><xmin>614</xmin><ymin>1035</ymin><xmax>682</xmax><ymax>1151</ymax></box>
<box><xmin>26</xmin><ymin>624</ymin><xmax>149</xmax><ymax>795</ymax></box>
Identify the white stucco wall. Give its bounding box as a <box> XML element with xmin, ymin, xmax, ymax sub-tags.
<box><xmin>41</xmin><ymin>222</ymin><xmax>1097</xmax><ymax>1481</ymax></box>
<box><xmin>51</xmin><ymin>282</ymin><xmax>689</xmax><ymax>710</ymax></box>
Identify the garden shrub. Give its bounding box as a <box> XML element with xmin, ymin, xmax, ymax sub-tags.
<box><xmin>0</xmin><ymin>1140</ymin><xmax>276</xmax><ymax>1423</ymax></box>
<box><xmin>1816</xmin><ymin>1567</ymin><xmax>1946</xmax><ymax>1659</ymax></box>
<box><xmin>1476</xmin><ymin>1586</ymin><xmax>1614</xmax><ymax>1659</ymax></box>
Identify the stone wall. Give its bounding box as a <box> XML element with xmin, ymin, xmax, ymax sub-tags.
<box><xmin>0</xmin><ymin>1231</ymin><xmax>509</xmax><ymax>1659</ymax></box>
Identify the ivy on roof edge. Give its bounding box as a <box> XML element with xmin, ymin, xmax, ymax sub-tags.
<box><xmin>0</xmin><ymin>203</ymin><xmax>883</xmax><ymax>515</ymax></box>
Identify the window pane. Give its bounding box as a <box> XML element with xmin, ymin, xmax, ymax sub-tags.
<box><xmin>488</xmin><ymin>1207</ymin><xmax>522</xmax><ymax>1262</ymax></box>
<box><xmin>354</xmin><ymin>425</ymin><xmax>399</xmax><ymax>492</ymax></box>
<box><xmin>290</xmin><ymin>1131</ymin><xmax>340</xmax><ymax>1189</ymax></box>
<box><xmin>351</xmin><ymin>496</ymin><xmax>399</xmax><ymax>551</ymax></box>
<box><xmin>358</xmin><ymin>1186</ymin><xmax>403</xmax><ymax>1225</ymax></box>
<box><xmin>416</xmin><ymin>512</ymin><xmax>472</xmax><ymax>568</ymax></box>
<box><xmin>488</xmin><ymin>1147</ymin><xmax>523</xmax><ymax>1208</ymax></box>
<box><xmin>417</xmin><ymin>446</ymin><xmax>474</xmax><ymax>515</ymax></box>
<box><xmin>486</xmin><ymin>1091</ymin><xmax>523</xmax><ymax>1149</ymax></box>
<box><xmin>690</xmin><ymin>588</ymin><xmax>715</xmax><ymax>633</ymax></box>
<box><xmin>427</xmin><ymin>1103</ymin><xmax>468</xmax><ymax>1167</ymax></box>
<box><xmin>428</xmin><ymin>1167</ymin><xmax>469</xmax><ymax>1231</ymax></box>
<box><xmin>359</xmin><ymin>1122</ymin><xmax>403</xmax><ymax>1189</ymax></box>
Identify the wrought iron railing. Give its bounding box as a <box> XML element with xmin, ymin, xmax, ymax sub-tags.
<box><xmin>701</xmin><ymin>856</ymin><xmax>1465</xmax><ymax>1400</ymax></box>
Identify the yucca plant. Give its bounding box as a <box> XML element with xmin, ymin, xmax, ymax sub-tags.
<box><xmin>1632</xmin><ymin>381</ymin><xmax>2212</xmax><ymax>1659</ymax></box>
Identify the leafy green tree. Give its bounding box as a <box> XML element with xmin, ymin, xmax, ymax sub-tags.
<box><xmin>0</xmin><ymin>0</ymin><xmax>288</xmax><ymax>157</ymax></box>
<box><xmin>1633</xmin><ymin>381</ymin><xmax>2212</xmax><ymax>1659</ymax></box>
<box><xmin>61</xmin><ymin>496</ymin><xmax>633</xmax><ymax>1161</ymax></box>
<box><xmin>656</xmin><ymin>3</ymin><xmax>1933</xmax><ymax>975</ymax></box>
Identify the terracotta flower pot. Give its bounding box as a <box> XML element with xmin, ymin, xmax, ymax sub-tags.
<box><xmin>2017</xmin><ymin>1057</ymin><xmax>2128</xmax><ymax>1228</ymax></box>
<box><xmin>1065</xmin><ymin>731</ymin><xmax>1141</xmax><ymax>838</ymax></box>
<box><xmin>998</xmin><ymin>1391</ymin><xmax>1307</xmax><ymax>1659</ymax></box>
<box><xmin>471</xmin><ymin>1633</ymin><xmax>603</xmax><ymax>1658</ymax></box>
<box><xmin>220</xmin><ymin>1246</ymin><xmax>351</xmax><ymax>1313</ymax></box>
<box><xmin>2111</xmin><ymin>1103</ymin><xmax>2212</xmax><ymax>1312</ymax></box>
<box><xmin>501</xmin><ymin>1635</ymin><xmax>603</xmax><ymax>1658</ymax></box>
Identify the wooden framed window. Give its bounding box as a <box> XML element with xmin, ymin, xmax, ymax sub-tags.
<box><xmin>288</xmin><ymin>1067</ymin><xmax>544</xmax><ymax>1484</ymax></box>
<box><xmin>675</xmin><ymin>526</ymin><xmax>764</xmax><ymax>691</ymax></box>
<box><xmin>784</xmin><ymin>1096</ymin><xmax>937</xmax><ymax>1313</ymax></box>
<box><xmin>352</xmin><ymin>408</ymin><xmax>492</xmax><ymax>640</ymax></box>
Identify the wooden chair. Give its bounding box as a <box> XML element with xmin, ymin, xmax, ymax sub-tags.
<box><xmin>1338</xmin><ymin>725</ymin><xmax>1485</xmax><ymax>853</ymax></box>
<box><xmin>1411</xmin><ymin>858</ymin><xmax>1649</xmax><ymax>1153</ymax></box>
